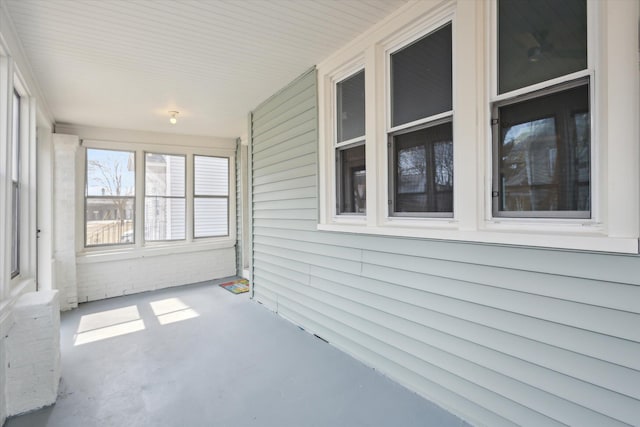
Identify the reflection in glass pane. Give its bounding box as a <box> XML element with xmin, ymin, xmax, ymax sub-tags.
<box><xmin>194</xmin><ymin>156</ymin><xmax>228</xmax><ymax>196</ymax></box>
<box><xmin>86</xmin><ymin>198</ymin><xmax>135</xmax><ymax>246</ymax></box>
<box><xmin>498</xmin><ymin>0</ymin><xmax>587</xmax><ymax>94</ymax></box>
<box><xmin>337</xmin><ymin>144</ymin><xmax>366</xmax><ymax>214</ymax></box>
<box><xmin>393</xmin><ymin>122</ymin><xmax>453</xmax><ymax>213</ymax></box>
<box><xmin>145</xmin><ymin>153</ymin><xmax>185</xmax><ymax>197</ymax></box>
<box><xmin>194</xmin><ymin>198</ymin><xmax>228</xmax><ymax>238</ymax></box>
<box><xmin>87</xmin><ymin>149</ymin><xmax>135</xmax><ymax>196</ymax></box>
<box><xmin>337</xmin><ymin>70</ymin><xmax>365</xmax><ymax>143</ymax></box>
<box><xmin>145</xmin><ymin>197</ymin><xmax>186</xmax><ymax>241</ymax></box>
<box><xmin>498</xmin><ymin>82</ymin><xmax>590</xmax><ymax>213</ymax></box>
<box><xmin>392</xmin><ymin>23</ymin><xmax>452</xmax><ymax>127</ymax></box>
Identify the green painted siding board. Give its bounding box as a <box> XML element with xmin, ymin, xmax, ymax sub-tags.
<box><xmin>260</xmin><ymin>277</ymin><xmax>566</xmax><ymax>427</ymax></box>
<box><xmin>305</xmin><ymin>274</ymin><xmax>640</xmax><ymax>401</ymax></box>
<box><xmin>253</xmin><ymin>140</ymin><xmax>316</xmax><ymax>170</ymax></box>
<box><xmin>253</xmin><ymin>152</ymin><xmax>316</xmax><ymax>178</ymax></box>
<box><xmin>252</xmin><ymin>85</ymin><xmax>317</xmax><ymax>132</ymax></box>
<box><xmin>250</xmin><ymin>68</ymin><xmax>640</xmax><ymax>426</ymax></box>
<box><xmin>252</xmin><ymin>164</ymin><xmax>315</xmax><ymax>186</ymax></box>
<box><xmin>363</xmin><ymin>250</ymin><xmax>640</xmax><ymax>314</ymax></box>
<box><xmin>253</xmin><ymin>187</ymin><xmax>316</xmax><ymax>203</ymax></box>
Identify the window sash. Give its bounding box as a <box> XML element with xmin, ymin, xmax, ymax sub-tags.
<box><xmin>491</xmin><ymin>78</ymin><xmax>591</xmax><ymax>218</ymax></box>
<box><xmin>336</xmin><ymin>140</ymin><xmax>366</xmax><ymax>215</ymax></box>
<box><xmin>85</xmin><ymin>148</ymin><xmax>136</xmax><ymax>247</ymax></box>
<box><xmin>11</xmin><ymin>89</ymin><xmax>20</xmax><ymax>277</ymax></box>
<box><xmin>388</xmin><ymin>118</ymin><xmax>454</xmax><ymax>217</ymax></box>
<box><xmin>194</xmin><ymin>155</ymin><xmax>229</xmax><ymax>238</ymax></box>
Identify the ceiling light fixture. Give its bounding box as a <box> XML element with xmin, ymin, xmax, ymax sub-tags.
<box><xmin>169</xmin><ymin>111</ymin><xmax>179</xmax><ymax>125</ymax></box>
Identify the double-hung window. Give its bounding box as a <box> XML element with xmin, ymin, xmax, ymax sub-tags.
<box><xmin>145</xmin><ymin>153</ymin><xmax>186</xmax><ymax>241</ymax></box>
<box><xmin>492</xmin><ymin>0</ymin><xmax>589</xmax><ymax>218</ymax></box>
<box><xmin>85</xmin><ymin>148</ymin><xmax>135</xmax><ymax>246</ymax></box>
<box><xmin>11</xmin><ymin>90</ymin><xmax>20</xmax><ymax>277</ymax></box>
<box><xmin>335</xmin><ymin>69</ymin><xmax>366</xmax><ymax>215</ymax></box>
<box><xmin>388</xmin><ymin>22</ymin><xmax>453</xmax><ymax>217</ymax></box>
<box><xmin>194</xmin><ymin>155</ymin><xmax>229</xmax><ymax>238</ymax></box>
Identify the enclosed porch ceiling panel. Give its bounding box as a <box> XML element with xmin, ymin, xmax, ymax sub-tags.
<box><xmin>5</xmin><ymin>0</ymin><xmax>406</xmax><ymax>137</ymax></box>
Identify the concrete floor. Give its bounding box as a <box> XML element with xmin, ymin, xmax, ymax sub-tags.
<box><xmin>5</xmin><ymin>279</ymin><xmax>468</xmax><ymax>427</ymax></box>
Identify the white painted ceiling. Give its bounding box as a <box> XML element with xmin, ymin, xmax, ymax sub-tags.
<box><xmin>5</xmin><ymin>0</ymin><xmax>406</xmax><ymax>138</ymax></box>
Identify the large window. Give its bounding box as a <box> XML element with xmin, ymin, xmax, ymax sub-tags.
<box><xmin>335</xmin><ymin>69</ymin><xmax>366</xmax><ymax>215</ymax></box>
<box><xmin>85</xmin><ymin>148</ymin><xmax>135</xmax><ymax>246</ymax></box>
<box><xmin>11</xmin><ymin>90</ymin><xmax>20</xmax><ymax>277</ymax></box>
<box><xmin>388</xmin><ymin>22</ymin><xmax>453</xmax><ymax>217</ymax></box>
<box><xmin>194</xmin><ymin>156</ymin><xmax>229</xmax><ymax>238</ymax></box>
<box><xmin>493</xmin><ymin>0</ymin><xmax>589</xmax><ymax>218</ymax></box>
<box><xmin>145</xmin><ymin>153</ymin><xmax>186</xmax><ymax>241</ymax></box>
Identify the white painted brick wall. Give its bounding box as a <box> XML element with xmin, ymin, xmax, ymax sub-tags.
<box><xmin>0</xmin><ymin>311</ymin><xmax>11</xmax><ymax>426</ymax></box>
<box><xmin>76</xmin><ymin>247</ymin><xmax>235</xmax><ymax>302</ymax></box>
<box><xmin>5</xmin><ymin>291</ymin><xmax>61</xmax><ymax>416</ymax></box>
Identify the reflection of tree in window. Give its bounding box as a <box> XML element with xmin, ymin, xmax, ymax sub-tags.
<box><xmin>394</xmin><ymin>122</ymin><xmax>453</xmax><ymax>213</ymax></box>
<box><xmin>498</xmin><ymin>83</ymin><xmax>590</xmax><ymax>214</ymax></box>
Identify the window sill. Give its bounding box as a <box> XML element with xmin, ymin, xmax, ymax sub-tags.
<box><xmin>77</xmin><ymin>238</ymin><xmax>235</xmax><ymax>264</ymax></box>
<box><xmin>0</xmin><ymin>277</ymin><xmax>37</xmax><ymax>334</ymax></box>
<box><xmin>317</xmin><ymin>222</ymin><xmax>639</xmax><ymax>254</ymax></box>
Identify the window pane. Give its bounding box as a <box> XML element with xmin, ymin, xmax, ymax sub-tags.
<box><xmin>11</xmin><ymin>91</ymin><xmax>20</xmax><ymax>276</ymax></box>
<box><xmin>12</xmin><ymin>91</ymin><xmax>19</xmax><ymax>182</ymax></box>
<box><xmin>87</xmin><ymin>149</ymin><xmax>135</xmax><ymax>196</ymax></box>
<box><xmin>144</xmin><ymin>197</ymin><xmax>186</xmax><ymax>241</ymax></box>
<box><xmin>391</xmin><ymin>23</ymin><xmax>452</xmax><ymax>127</ymax></box>
<box><xmin>498</xmin><ymin>82</ymin><xmax>590</xmax><ymax>214</ymax></box>
<box><xmin>337</xmin><ymin>144</ymin><xmax>366</xmax><ymax>214</ymax></box>
<box><xmin>194</xmin><ymin>156</ymin><xmax>228</xmax><ymax>196</ymax></box>
<box><xmin>145</xmin><ymin>153</ymin><xmax>185</xmax><ymax>197</ymax></box>
<box><xmin>86</xmin><ymin>198</ymin><xmax>135</xmax><ymax>245</ymax></box>
<box><xmin>194</xmin><ymin>198</ymin><xmax>228</xmax><ymax>238</ymax></box>
<box><xmin>393</xmin><ymin>121</ymin><xmax>453</xmax><ymax>213</ymax></box>
<box><xmin>498</xmin><ymin>0</ymin><xmax>587</xmax><ymax>94</ymax></box>
<box><xmin>11</xmin><ymin>182</ymin><xmax>19</xmax><ymax>276</ymax></box>
<box><xmin>337</xmin><ymin>70</ymin><xmax>365</xmax><ymax>142</ymax></box>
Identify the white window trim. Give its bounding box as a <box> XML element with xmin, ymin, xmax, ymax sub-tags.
<box><xmin>317</xmin><ymin>0</ymin><xmax>639</xmax><ymax>254</ymax></box>
<box><xmin>78</xmin><ymin>139</ymin><xmax>236</xmax><ymax>259</ymax></box>
<box><xmin>486</xmin><ymin>0</ymin><xmax>597</xmax><ymax>223</ymax></box>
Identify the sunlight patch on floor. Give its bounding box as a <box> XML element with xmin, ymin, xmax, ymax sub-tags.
<box><xmin>150</xmin><ymin>297</ymin><xmax>200</xmax><ymax>325</ymax></box>
<box><xmin>74</xmin><ymin>305</ymin><xmax>145</xmax><ymax>345</ymax></box>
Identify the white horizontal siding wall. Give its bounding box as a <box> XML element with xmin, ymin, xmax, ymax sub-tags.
<box><xmin>250</xmin><ymin>69</ymin><xmax>640</xmax><ymax>427</ymax></box>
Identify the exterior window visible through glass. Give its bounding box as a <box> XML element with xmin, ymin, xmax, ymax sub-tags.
<box><xmin>11</xmin><ymin>90</ymin><xmax>20</xmax><ymax>277</ymax></box>
<box><xmin>393</xmin><ymin>121</ymin><xmax>453</xmax><ymax>214</ymax></box>
<box><xmin>335</xmin><ymin>69</ymin><xmax>366</xmax><ymax>215</ymax></box>
<box><xmin>496</xmin><ymin>81</ymin><xmax>590</xmax><ymax>215</ymax></box>
<box><xmin>194</xmin><ymin>156</ymin><xmax>229</xmax><ymax>238</ymax></box>
<box><xmin>498</xmin><ymin>0</ymin><xmax>587</xmax><ymax>94</ymax></box>
<box><xmin>337</xmin><ymin>144</ymin><xmax>366</xmax><ymax>214</ymax></box>
<box><xmin>145</xmin><ymin>153</ymin><xmax>186</xmax><ymax>241</ymax></box>
<box><xmin>391</xmin><ymin>23</ymin><xmax>452</xmax><ymax>127</ymax></box>
<box><xmin>85</xmin><ymin>149</ymin><xmax>136</xmax><ymax>246</ymax></box>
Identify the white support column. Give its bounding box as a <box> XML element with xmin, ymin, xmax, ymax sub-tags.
<box><xmin>53</xmin><ymin>134</ymin><xmax>79</xmax><ymax>310</ymax></box>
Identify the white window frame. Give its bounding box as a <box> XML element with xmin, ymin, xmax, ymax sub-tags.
<box><xmin>144</xmin><ymin>151</ymin><xmax>187</xmax><ymax>242</ymax></box>
<box><xmin>334</xmin><ymin>65</ymin><xmax>366</xmax><ymax>218</ymax></box>
<box><xmin>193</xmin><ymin>154</ymin><xmax>230</xmax><ymax>239</ymax></box>
<box><xmin>385</xmin><ymin>19</ymin><xmax>454</xmax><ymax>219</ymax></box>
<box><xmin>321</xmin><ymin>56</ymin><xmax>367</xmax><ymax>225</ymax></box>
<box><xmin>317</xmin><ymin>0</ymin><xmax>639</xmax><ymax>253</ymax></box>
<box><xmin>487</xmin><ymin>0</ymin><xmax>596</xmax><ymax>221</ymax></box>
<box><xmin>79</xmin><ymin>139</ymin><xmax>236</xmax><ymax>257</ymax></box>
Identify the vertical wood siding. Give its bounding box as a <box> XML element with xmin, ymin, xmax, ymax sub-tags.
<box><xmin>250</xmin><ymin>68</ymin><xmax>640</xmax><ymax>427</ymax></box>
